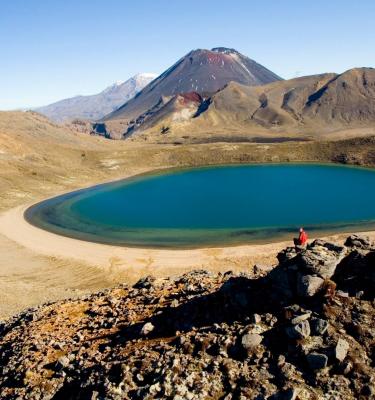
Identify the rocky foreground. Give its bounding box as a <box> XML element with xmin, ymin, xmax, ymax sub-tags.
<box><xmin>1</xmin><ymin>235</ymin><xmax>375</xmax><ymax>399</ymax></box>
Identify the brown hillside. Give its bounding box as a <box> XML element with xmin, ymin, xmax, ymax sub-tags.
<box><xmin>100</xmin><ymin>48</ymin><xmax>282</xmax><ymax>138</ymax></box>
<box><xmin>132</xmin><ymin>68</ymin><xmax>375</xmax><ymax>143</ymax></box>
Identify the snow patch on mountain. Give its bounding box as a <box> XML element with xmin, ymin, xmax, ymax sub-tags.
<box><xmin>35</xmin><ymin>73</ymin><xmax>157</xmax><ymax>122</ymax></box>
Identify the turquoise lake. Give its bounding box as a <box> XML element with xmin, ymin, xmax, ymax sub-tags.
<box><xmin>25</xmin><ymin>164</ymin><xmax>375</xmax><ymax>248</ymax></box>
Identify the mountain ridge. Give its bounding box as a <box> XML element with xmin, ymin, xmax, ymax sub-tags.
<box><xmin>100</xmin><ymin>47</ymin><xmax>282</xmax><ymax>138</ymax></box>
<box><xmin>35</xmin><ymin>73</ymin><xmax>157</xmax><ymax>123</ymax></box>
<box><xmin>123</xmin><ymin>67</ymin><xmax>375</xmax><ymax>143</ymax></box>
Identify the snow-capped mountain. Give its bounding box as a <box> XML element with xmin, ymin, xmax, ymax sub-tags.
<box><xmin>35</xmin><ymin>73</ymin><xmax>157</xmax><ymax>122</ymax></box>
<box><xmin>103</xmin><ymin>48</ymin><xmax>281</xmax><ymax>129</ymax></box>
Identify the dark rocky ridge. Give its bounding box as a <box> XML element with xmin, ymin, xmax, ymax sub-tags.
<box><xmin>1</xmin><ymin>235</ymin><xmax>375</xmax><ymax>399</ymax></box>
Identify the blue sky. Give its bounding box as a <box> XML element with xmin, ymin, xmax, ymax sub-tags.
<box><xmin>1</xmin><ymin>0</ymin><xmax>374</xmax><ymax>109</ymax></box>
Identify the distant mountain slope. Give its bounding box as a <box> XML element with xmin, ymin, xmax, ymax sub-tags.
<box><xmin>35</xmin><ymin>73</ymin><xmax>157</xmax><ymax>123</ymax></box>
<box><xmin>100</xmin><ymin>48</ymin><xmax>282</xmax><ymax>137</ymax></box>
<box><xmin>129</xmin><ymin>67</ymin><xmax>375</xmax><ymax>143</ymax></box>
<box><xmin>201</xmin><ymin>67</ymin><xmax>375</xmax><ymax>130</ymax></box>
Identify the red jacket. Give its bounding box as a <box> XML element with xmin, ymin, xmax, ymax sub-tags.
<box><xmin>299</xmin><ymin>231</ymin><xmax>308</xmax><ymax>245</ymax></box>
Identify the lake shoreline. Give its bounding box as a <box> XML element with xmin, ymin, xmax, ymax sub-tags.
<box><xmin>23</xmin><ymin>162</ymin><xmax>375</xmax><ymax>249</ymax></box>
<box><xmin>1</xmin><ymin>201</ymin><xmax>375</xmax><ymax>320</ymax></box>
<box><xmin>3</xmin><ymin>200</ymin><xmax>375</xmax><ymax>277</ymax></box>
<box><xmin>2</xmin><ymin>162</ymin><xmax>375</xmax><ymax>319</ymax></box>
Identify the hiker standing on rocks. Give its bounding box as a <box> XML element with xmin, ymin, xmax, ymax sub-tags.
<box><xmin>294</xmin><ymin>227</ymin><xmax>308</xmax><ymax>247</ymax></box>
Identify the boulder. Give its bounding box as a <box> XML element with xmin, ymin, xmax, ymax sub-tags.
<box><xmin>310</xmin><ymin>318</ymin><xmax>329</xmax><ymax>336</ymax></box>
<box><xmin>277</xmin><ymin>247</ymin><xmax>298</xmax><ymax>265</ymax></box>
<box><xmin>291</xmin><ymin>312</ymin><xmax>311</xmax><ymax>325</ymax></box>
<box><xmin>335</xmin><ymin>338</ymin><xmax>349</xmax><ymax>362</ymax></box>
<box><xmin>241</xmin><ymin>333</ymin><xmax>262</xmax><ymax>353</ymax></box>
<box><xmin>332</xmin><ymin>249</ymin><xmax>375</xmax><ymax>297</ymax></box>
<box><xmin>268</xmin><ymin>266</ymin><xmax>294</xmax><ymax>299</ymax></box>
<box><xmin>273</xmin><ymin>241</ymin><xmax>346</xmax><ymax>300</ymax></box>
<box><xmin>306</xmin><ymin>353</ymin><xmax>328</xmax><ymax>370</ymax></box>
<box><xmin>140</xmin><ymin>322</ymin><xmax>155</xmax><ymax>336</ymax></box>
<box><xmin>250</xmin><ymin>313</ymin><xmax>262</xmax><ymax>324</ymax></box>
<box><xmin>133</xmin><ymin>275</ymin><xmax>156</xmax><ymax>289</ymax></box>
<box><xmin>344</xmin><ymin>235</ymin><xmax>374</xmax><ymax>250</ymax></box>
<box><xmin>170</xmin><ymin>299</ymin><xmax>179</xmax><ymax>308</ymax></box>
<box><xmin>253</xmin><ymin>264</ymin><xmax>273</xmax><ymax>275</ymax></box>
<box><xmin>286</xmin><ymin>320</ymin><xmax>310</xmax><ymax>339</ymax></box>
<box><xmin>296</xmin><ymin>240</ymin><xmax>346</xmax><ymax>279</ymax></box>
<box><xmin>296</xmin><ymin>274</ymin><xmax>325</xmax><ymax>297</ymax></box>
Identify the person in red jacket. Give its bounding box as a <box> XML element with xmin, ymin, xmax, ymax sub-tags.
<box><xmin>294</xmin><ymin>227</ymin><xmax>308</xmax><ymax>247</ymax></box>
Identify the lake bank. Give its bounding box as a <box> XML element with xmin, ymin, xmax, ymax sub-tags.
<box><xmin>2</xmin><ymin>121</ymin><xmax>375</xmax><ymax>319</ymax></box>
<box><xmin>2</xmin><ymin>173</ymin><xmax>375</xmax><ymax>319</ymax></box>
<box><xmin>0</xmin><ymin>202</ymin><xmax>287</xmax><ymax>318</ymax></box>
<box><xmin>24</xmin><ymin>163</ymin><xmax>375</xmax><ymax>248</ymax></box>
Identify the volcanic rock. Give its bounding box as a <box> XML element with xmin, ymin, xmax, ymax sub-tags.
<box><xmin>344</xmin><ymin>234</ymin><xmax>374</xmax><ymax>250</ymax></box>
<box><xmin>286</xmin><ymin>320</ymin><xmax>311</xmax><ymax>340</ymax></box>
<box><xmin>306</xmin><ymin>353</ymin><xmax>328</xmax><ymax>370</ymax></box>
<box><xmin>310</xmin><ymin>318</ymin><xmax>329</xmax><ymax>336</ymax></box>
<box><xmin>141</xmin><ymin>322</ymin><xmax>155</xmax><ymax>336</ymax></box>
<box><xmin>296</xmin><ymin>274</ymin><xmax>325</xmax><ymax>297</ymax></box>
<box><xmin>241</xmin><ymin>333</ymin><xmax>263</xmax><ymax>353</ymax></box>
<box><xmin>335</xmin><ymin>338</ymin><xmax>350</xmax><ymax>362</ymax></box>
<box><xmin>134</xmin><ymin>275</ymin><xmax>156</xmax><ymax>289</ymax></box>
<box><xmin>1</xmin><ymin>236</ymin><xmax>374</xmax><ymax>399</ymax></box>
<box><xmin>296</xmin><ymin>240</ymin><xmax>346</xmax><ymax>279</ymax></box>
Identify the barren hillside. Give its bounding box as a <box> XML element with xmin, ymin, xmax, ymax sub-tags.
<box><xmin>131</xmin><ymin>68</ymin><xmax>375</xmax><ymax>143</ymax></box>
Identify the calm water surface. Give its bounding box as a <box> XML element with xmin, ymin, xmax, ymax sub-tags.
<box><xmin>25</xmin><ymin>164</ymin><xmax>375</xmax><ymax>247</ymax></box>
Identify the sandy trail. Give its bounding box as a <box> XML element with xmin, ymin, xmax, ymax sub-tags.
<box><xmin>1</xmin><ymin>202</ymin><xmax>375</xmax><ymax>320</ymax></box>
